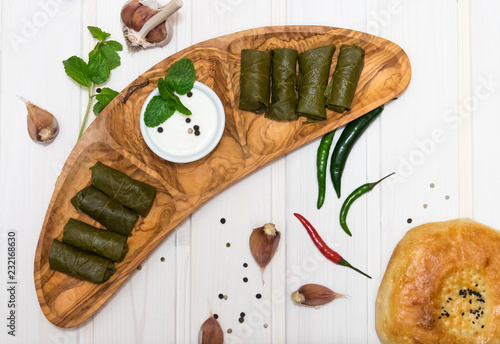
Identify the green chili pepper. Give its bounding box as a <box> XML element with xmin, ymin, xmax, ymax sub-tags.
<box><xmin>330</xmin><ymin>105</ymin><xmax>384</xmax><ymax>198</ymax></box>
<box><xmin>339</xmin><ymin>172</ymin><xmax>395</xmax><ymax>236</ymax></box>
<box><xmin>316</xmin><ymin>130</ymin><xmax>335</xmax><ymax>209</ymax></box>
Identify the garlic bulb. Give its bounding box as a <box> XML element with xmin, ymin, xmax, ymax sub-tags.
<box><xmin>20</xmin><ymin>97</ymin><xmax>59</xmax><ymax>144</ymax></box>
<box><xmin>121</xmin><ymin>0</ymin><xmax>183</xmax><ymax>50</ymax></box>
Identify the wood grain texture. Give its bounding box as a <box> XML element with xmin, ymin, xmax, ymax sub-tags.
<box><xmin>33</xmin><ymin>25</ymin><xmax>411</xmax><ymax>328</ymax></box>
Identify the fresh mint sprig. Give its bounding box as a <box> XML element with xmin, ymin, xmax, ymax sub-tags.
<box><xmin>63</xmin><ymin>26</ymin><xmax>122</xmax><ymax>140</ymax></box>
<box><xmin>144</xmin><ymin>58</ymin><xmax>196</xmax><ymax>128</ymax></box>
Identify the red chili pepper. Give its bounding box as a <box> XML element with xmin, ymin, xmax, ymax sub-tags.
<box><xmin>293</xmin><ymin>213</ymin><xmax>371</xmax><ymax>279</ymax></box>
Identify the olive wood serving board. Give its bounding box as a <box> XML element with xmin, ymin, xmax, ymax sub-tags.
<box><xmin>34</xmin><ymin>25</ymin><xmax>411</xmax><ymax>327</ymax></box>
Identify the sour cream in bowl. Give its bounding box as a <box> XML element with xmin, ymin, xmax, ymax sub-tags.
<box><xmin>140</xmin><ymin>81</ymin><xmax>225</xmax><ymax>163</ymax></box>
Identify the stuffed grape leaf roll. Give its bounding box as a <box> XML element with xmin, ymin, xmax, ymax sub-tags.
<box><xmin>90</xmin><ymin>162</ymin><xmax>156</xmax><ymax>217</ymax></box>
<box><xmin>62</xmin><ymin>218</ymin><xmax>129</xmax><ymax>262</ymax></box>
<box><xmin>325</xmin><ymin>44</ymin><xmax>365</xmax><ymax>113</ymax></box>
<box><xmin>71</xmin><ymin>186</ymin><xmax>139</xmax><ymax>236</ymax></box>
<box><xmin>49</xmin><ymin>239</ymin><xmax>116</xmax><ymax>284</ymax></box>
<box><xmin>265</xmin><ymin>48</ymin><xmax>298</xmax><ymax>121</ymax></box>
<box><xmin>239</xmin><ymin>49</ymin><xmax>272</xmax><ymax>113</ymax></box>
<box><xmin>296</xmin><ymin>45</ymin><xmax>335</xmax><ymax>122</ymax></box>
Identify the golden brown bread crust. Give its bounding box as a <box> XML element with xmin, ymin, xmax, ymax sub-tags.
<box><xmin>375</xmin><ymin>219</ymin><xmax>500</xmax><ymax>344</ymax></box>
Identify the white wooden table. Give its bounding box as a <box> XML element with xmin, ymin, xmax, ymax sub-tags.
<box><xmin>1</xmin><ymin>0</ymin><xmax>499</xmax><ymax>343</ymax></box>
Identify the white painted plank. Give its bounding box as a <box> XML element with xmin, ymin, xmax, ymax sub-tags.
<box><xmin>172</xmin><ymin>2</ymin><xmax>194</xmax><ymax>343</ymax></box>
<box><xmin>470</xmin><ymin>1</ymin><xmax>500</xmax><ymax>229</ymax></box>
<box><xmin>375</xmin><ymin>0</ymin><xmax>460</xmax><ymax>251</ymax></box>
<box><xmin>373</xmin><ymin>1</ymin><xmax>460</xmax><ymax>344</ymax></box>
<box><xmin>188</xmin><ymin>2</ymin><xmax>277</xmax><ymax>343</ymax></box>
<box><xmin>189</xmin><ymin>169</ymin><xmax>274</xmax><ymax>344</ymax></box>
<box><xmin>191</xmin><ymin>0</ymin><xmax>273</xmax><ymax>44</ymax></box>
<box><xmin>457</xmin><ymin>0</ymin><xmax>473</xmax><ymax>219</ymax></box>
<box><xmin>0</xmin><ymin>1</ymin><xmax>87</xmax><ymax>343</ymax></box>
<box><xmin>286</xmin><ymin>0</ymin><xmax>366</xmax><ymax>32</ymax></box>
<box><xmin>285</xmin><ymin>1</ymin><xmax>368</xmax><ymax>343</ymax></box>
<box><xmin>270</xmin><ymin>1</ymin><xmax>287</xmax><ymax>343</ymax></box>
<box><xmin>88</xmin><ymin>1</ymin><xmax>183</xmax><ymax>343</ymax></box>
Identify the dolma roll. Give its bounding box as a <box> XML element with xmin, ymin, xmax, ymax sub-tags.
<box><xmin>71</xmin><ymin>186</ymin><xmax>139</xmax><ymax>236</ymax></box>
<box><xmin>326</xmin><ymin>44</ymin><xmax>365</xmax><ymax>113</ymax></box>
<box><xmin>296</xmin><ymin>45</ymin><xmax>335</xmax><ymax>122</ymax></box>
<box><xmin>90</xmin><ymin>162</ymin><xmax>156</xmax><ymax>217</ymax></box>
<box><xmin>265</xmin><ymin>48</ymin><xmax>298</xmax><ymax>121</ymax></box>
<box><xmin>239</xmin><ymin>49</ymin><xmax>272</xmax><ymax>113</ymax></box>
<box><xmin>62</xmin><ymin>218</ymin><xmax>129</xmax><ymax>262</ymax></box>
<box><xmin>49</xmin><ymin>239</ymin><xmax>116</xmax><ymax>284</ymax></box>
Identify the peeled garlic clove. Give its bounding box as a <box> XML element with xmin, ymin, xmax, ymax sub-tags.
<box><xmin>199</xmin><ymin>315</ymin><xmax>223</xmax><ymax>344</ymax></box>
<box><xmin>20</xmin><ymin>97</ymin><xmax>59</xmax><ymax>144</ymax></box>
<box><xmin>291</xmin><ymin>284</ymin><xmax>346</xmax><ymax>307</ymax></box>
<box><xmin>249</xmin><ymin>223</ymin><xmax>281</xmax><ymax>276</ymax></box>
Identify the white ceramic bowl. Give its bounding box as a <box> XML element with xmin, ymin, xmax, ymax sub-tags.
<box><xmin>140</xmin><ymin>81</ymin><xmax>225</xmax><ymax>163</ymax></box>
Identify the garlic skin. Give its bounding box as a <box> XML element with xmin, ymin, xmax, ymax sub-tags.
<box><xmin>291</xmin><ymin>284</ymin><xmax>346</xmax><ymax>307</ymax></box>
<box><xmin>199</xmin><ymin>315</ymin><xmax>223</xmax><ymax>344</ymax></box>
<box><xmin>20</xmin><ymin>97</ymin><xmax>59</xmax><ymax>144</ymax></box>
<box><xmin>249</xmin><ymin>223</ymin><xmax>281</xmax><ymax>281</ymax></box>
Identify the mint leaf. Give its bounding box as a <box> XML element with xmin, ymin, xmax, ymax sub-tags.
<box><xmin>88</xmin><ymin>50</ymin><xmax>110</xmax><ymax>84</ymax></box>
<box><xmin>157</xmin><ymin>78</ymin><xmax>173</xmax><ymax>99</ymax></box>
<box><xmin>88</xmin><ymin>42</ymin><xmax>121</xmax><ymax>70</ymax></box>
<box><xmin>93</xmin><ymin>101</ymin><xmax>105</xmax><ymax>115</ymax></box>
<box><xmin>88</xmin><ymin>26</ymin><xmax>110</xmax><ymax>42</ymax></box>
<box><xmin>144</xmin><ymin>58</ymin><xmax>196</xmax><ymax>128</ymax></box>
<box><xmin>164</xmin><ymin>58</ymin><xmax>196</xmax><ymax>95</ymax></box>
<box><xmin>63</xmin><ymin>56</ymin><xmax>92</xmax><ymax>87</ymax></box>
<box><xmin>63</xmin><ymin>26</ymin><xmax>122</xmax><ymax>141</ymax></box>
<box><xmin>169</xmin><ymin>94</ymin><xmax>191</xmax><ymax>116</ymax></box>
<box><xmin>93</xmin><ymin>87</ymin><xmax>119</xmax><ymax>115</ymax></box>
<box><xmin>144</xmin><ymin>96</ymin><xmax>175</xmax><ymax>127</ymax></box>
<box><xmin>99</xmin><ymin>44</ymin><xmax>121</xmax><ymax>70</ymax></box>
<box><xmin>105</xmin><ymin>40</ymin><xmax>123</xmax><ymax>51</ymax></box>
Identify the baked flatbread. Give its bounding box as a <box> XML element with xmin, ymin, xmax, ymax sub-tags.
<box><xmin>376</xmin><ymin>219</ymin><xmax>500</xmax><ymax>344</ymax></box>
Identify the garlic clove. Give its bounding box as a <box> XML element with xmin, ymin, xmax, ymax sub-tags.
<box><xmin>20</xmin><ymin>97</ymin><xmax>59</xmax><ymax>144</ymax></box>
<box><xmin>249</xmin><ymin>223</ymin><xmax>281</xmax><ymax>283</ymax></box>
<box><xmin>291</xmin><ymin>284</ymin><xmax>346</xmax><ymax>307</ymax></box>
<box><xmin>120</xmin><ymin>0</ymin><xmax>142</xmax><ymax>26</ymax></box>
<box><xmin>199</xmin><ymin>315</ymin><xmax>223</xmax><ymax>344</ymax></box>
<box><xmin>146</xmin><ymin>22</ymin><xmax>167</xmax><ymax>43</ymax></box>
<box><xmin>129</xmin><ymin>4</ymin><xmax>156</xmax><ymax>32</ymax></box>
